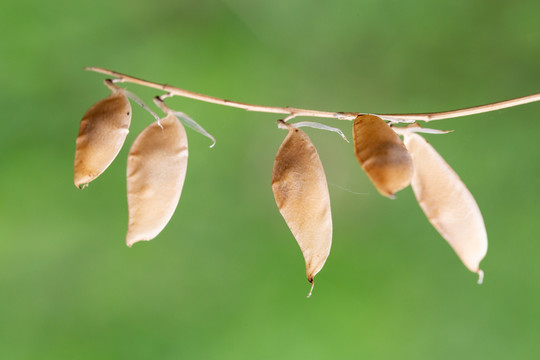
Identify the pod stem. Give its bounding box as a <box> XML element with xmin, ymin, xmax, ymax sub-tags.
<box><xmin>86</xmin><ymin>67</ymin><xmax>540</xmax><ymax>123</ymax></box>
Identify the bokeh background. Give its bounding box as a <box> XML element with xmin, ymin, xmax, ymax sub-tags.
<box><xmin>1</xmin><ymin>0</ymin><xmax>539</xmax><ymax>359</ymax></box>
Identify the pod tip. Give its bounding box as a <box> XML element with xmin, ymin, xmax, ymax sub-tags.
<box><xmin>477</xmin><ymin>269</ymin><xmax>484</xmax><ymax>285</ymax></box>
<box><xmin>126</xmin><ymin>237</ymin><xmax>138</xmax><ymax>248</ymax></box>
<box><xmin>75</xmin><ymin>182</ymin><xmax>88</xmax><ymax>190</ymax></box>
<box><xmin>307</xmin><ymin>279</ymin><xmax>315</xmax><ymax>298</ymax></box>
<box><xmin>126</xmin><ymin>236</ymin><xmax>154</xmax><ymax>248</ymax></box>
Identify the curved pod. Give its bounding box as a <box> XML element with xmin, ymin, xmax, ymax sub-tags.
<box><xmin>404</xmin><ymin>133</ymin><xmax>487</xmax><ymax>277</ymax></box>
<box><xmin>272</xmin><ymin>124</ymin><xmax>332</xmax><ymax>283</ymax></box>
<box><xmin>74</xmin><ymin>81</ymin><xmax>131</xmax><ymax>188</ymax></box>
<box><xmin>353</xmin><ymin>115</ymin><xmax>413</xmax><ymax>198</ymax></box>
<box><xmin>126</xmin><ymin>114</ymin><xmax>188</xmax><ymax>247</ymax></box>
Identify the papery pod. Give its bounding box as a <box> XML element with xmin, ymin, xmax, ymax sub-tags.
<box><xmin>126</xmin><ymin>113</ymin><xmax>188</xmax><ymax>247</ymax></box>
<box><xmin>403</xmin><ymin>133</ymin><xmax>487</xmax><ymax>278</ymax></box>
<box><xmin>353</xmin><ymin>115</ymin><xmax>413</xmax><ymax>198</ymax></box>
<box><xmin>272</xmin><ymin>123</ymin><xmax>332</xmax><ymax>284</ymax></box>
<box><xmin>74</xmin><ymin>80</ymin><xmax>131</xmax><ymax>188</ymax></box>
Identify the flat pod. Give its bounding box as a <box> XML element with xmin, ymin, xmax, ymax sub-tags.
<box><xmin>404</xmin><ymin>133</ymin><xmax>487</xmax><ymax>276</ymax></box>
<box><xmin>74</xmin><ymin>81</ymin><xmax>131</xmax><ymax>188</ymax></box>
<box><xmin>353</xmin><ymin>115</ymin><xmax>413</xmax><ymax>197</ymax></box>
<box><xmin>126</xmin><ymin>113</ymin><xmax>188</xmax><ymax>246</ymax></box>
<box><xmin>272</xmin><ymin>124</ymin><xmax>332</xmax><ymax>283</ymax></box>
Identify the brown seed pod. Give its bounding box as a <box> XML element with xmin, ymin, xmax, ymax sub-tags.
<box><xmin>126</xmin><ymin>113</ymin><xmax>188</xmax><ymax>247</ymax></box>
<box><xmin>272</xmin><ymin>122</ymin><xmax>332</xmax><ymax>286</ymax></box>
<box><xmin>404</xmin><ymin>133</ymin><xmax>487</xmax><ymax>281</ymax></box>
<box><xmin>352</xmin><ymin>115</ymin><xmax>413</xmax><ymax>198</ymax></box>
<box><xmin>74</xmin><ymin>80</ymin><xmax>131</xmax><ymax>188</ymax></box>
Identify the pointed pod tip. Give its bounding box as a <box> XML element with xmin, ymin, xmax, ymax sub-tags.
<box><xmin>477</xmin><ymin>269</ymin><xmax>484</xmax><ymax>285</ymax></box>
<box><xmin>125</xmin><ymin>236</ymin><xmax>135</xmax><ymax>248</ymax></box>
<box><xmin>75</xmin><ymin>182</ymin><xmax>88</xmax><ymax>190</ymax></box>
<box><xmin>379</xmin><ymin>189</ymin><xmax>396</xmax><ymax>199</ymax></box>
<box><xmin>126</xmin><ymin>237</ymin><xmax>140</xmax><ymax>248</ymax></box>
<box><xmin>126</xmin><ymin>236</ymin><xmax>154</xmax><ymax>248</ymax></box>
<box><xmin>307</xmin><ymin>279</ymin><xmax>315</xmax><ymax>298</ymax></box>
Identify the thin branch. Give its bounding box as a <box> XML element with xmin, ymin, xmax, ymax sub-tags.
<box><xmin>86</xmin><ymin>67</ymin><xmax>352</xmax><ymax>120</ymax></box>
<box><xmin>86</xmin><ymin>67</ymin><xmax>540</xmax><ymax>122</ymax></box>
<box><xmin>384</xmin><ymin>93</ymin><xmax>540</xmax><ymax>121</ymax></box>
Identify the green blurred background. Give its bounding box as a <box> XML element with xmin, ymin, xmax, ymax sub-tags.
<box><xmin>1</xmin><ymin>0</ymin><xmax>539</xmax><ymax>358</ymax></box>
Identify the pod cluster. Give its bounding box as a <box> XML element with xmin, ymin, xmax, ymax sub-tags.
<box><xmin>74</xmin><ymin>80</ymin><xmax>211</xmax><ymax>246</ymax></box>
<box><xmin>351</xmin><ymin>115</ymin><xmax>487</xmax><ymax>282</ymax></box>
<box><xmin>75</xmin><ymin>82</ymin><xmax>488</xmax><ymax>293</ymax></box>
<box><xmin>271</xmin><ymin>114</ymin><xmax>487</xmax><ymax>289</ymax></box>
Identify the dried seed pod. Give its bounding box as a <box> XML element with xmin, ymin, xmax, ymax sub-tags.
<box><xmin>126</xmin><ymin>113</ymin><xmax>188</xmax><ymax>247</ymax></box>
<box><xmin>404</xmin><ymin>133</ymin><xmax>487</xmax><ymax>280</ymax></box>
<box><xmin>272</xmin><ymin>122</ymin><xmax>332</xmax><ymax>285</ymax></box>
<box><xmin>353</xmin><ymin>115</ymin><xmax>413</xmax><ymax>198</ymax></box>
<box><xmin>74</xmin><ymin>80</ymin><xmax>131</xmax><ymax>188</ymax></box>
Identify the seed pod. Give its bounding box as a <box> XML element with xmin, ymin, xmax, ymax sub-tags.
<box><xmin>403</xmin><ymin>133</ymin><xmax>487</xmax><ymax>279</ymax></box>
<box><xmin>74</xmin><ymin>80</ymin><xmax>131</xmax><ymax>188</ymax></box>
<box><xmin>353</xmin><ymin>115</ymin><xmax>413</xmax><ymax>198</ymax></box>
<box><xmin>272</xmin><ymin>122</ymin><xmax>332</xmax><ymax>285</ymax></box>
<box><xmin>126</xmin><ymin>113</ymin><xmax>188</xmax><ymax>247</ymax></box>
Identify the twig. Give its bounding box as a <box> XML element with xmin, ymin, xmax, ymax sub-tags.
<box><xmin>85</xmin><ymin>67</ymin><xmax>540</xmax><ymax>122</ymax></box>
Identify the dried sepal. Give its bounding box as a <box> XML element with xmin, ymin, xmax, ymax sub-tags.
<box><xmin>391</xmin><ymin>123</ymin><xmax>453</xmax><ymax>136</ymax></box>
<box><xmin>353</xmin><ymin>115</ymin><xmax>413</xmax><ymax>198</ymax></box>
<box><xmin>126</xmin><ymin>113</ymin><xmax>188</xmax><ymax>247</ymax></box>
<box><xmin>74</xmin><ymin>80</ymin><xmax>131</xmax><ymax>188</ymax></box>
<box><xmin>154</xmin><ymin>96</ymin><xmax>216</xmax><ymax>147</ymax></box>
<box><xmin>272</xmin><ymin>121</ymin><xmax>332</xmax><ymax>286</ymax></box>
<box><xmin>173</xmin><ymin>111</ymin><xmax>216</xmax><ymax>148</ymax></box>
<box><xmin>291</xmin><ymin>121</ymin><xmax>349</xmax><ymax>142</ymax></box>
<box><xmin>403</xmin><ymin>133</ymin><xmax>487</xmax><ymax>280</ymax></box>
